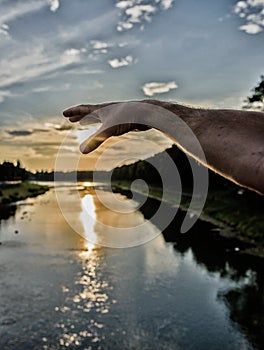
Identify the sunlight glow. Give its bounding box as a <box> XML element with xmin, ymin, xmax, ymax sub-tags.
<box><xmin>83</xmin><ymin>181</ymin><xmax>93</xmax><ymax>187</ymax></box>
<box><xmin>80</xmin><ymin>194</ymin><xmax>97</xmax><ymax>247</ymax></box>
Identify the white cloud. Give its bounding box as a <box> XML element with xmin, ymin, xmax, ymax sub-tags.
<box><xmin>0</xmin><ymin>0</ymin><xmax>59</xmax><ymax>38</ymax></box>
<box><xmin>117</xmin><ymin>22</ymin><xmax>133</xmax><ymax>31</ymax></box>
<box><xmin>234</xmin><ymin>0</ymin><xmax>264</xmax><ymax>33</ymax></box>
<box><xmin>108</xmin><ymin>55</ymin><xmax>134</xmax><ymax>68</ymax></box>
<box><xmin>125</xmin><ymin>5</ymin><xmax>156</xmax><ymax>23</ymax></box>
<box><xmin>47</xmin><ymin>0</ymin><xmax>60</xmax><ymax>12</ymax></box>
<box><xmin>161</xmin><ymin>0</ymin><xmax>174</xmax><ymax>10</ymax></box>
<box><xmin>234</xmin><ymin>1</ymin><xmax>248</xmax><ymax>13</ymax></box>
<box><xmin>64</xmin><ymin>48</ymin><xmax>82</xmax><ymax>56</ymax></box>
<box><xmin>0</xmin><ymin>23</ymin><xmax>9</xmax><ymax>37</ymax></box>
<box><xmin>33</xmin><ymin>86</ymin><xmax>52</xmax><ymax>93</ymax></box>
<box><xmin>33</xmin><ymin>83</ymin><xmax>71</xmax><ymax>93</ymax></box>
<box><xmin>116</xmin><ymin>1</ymin><xmax>133</xmax><ymax>9</ymax></box>
<box><xmin>0</xmin><ymin>1</ymin><xmax>45</xmax><ymax>27</ymax></box>
<box><xmin>0</xmin><ymin>29</ymin><xmax>9</xmax><ymax>42</ymax></box>
<box><xmin>239</xmin><ymin>22</ymin><xmax>263</xmax><ymax>33</ymax></box>
<box><xmin>63</xmin><ymin>68</ymin><xmax>104</xmax><ymax>76</ymax></box>
<box><xmin>115</xmin><ymin>0</ymin><xmax>175</xmax><ymax>31</ymax></box>
<box><xmin>0</xmin><ymin>90</ymin><xmax>11</xmax><ymax>103</ymax></box>
<box><xmin>91</xmin><ymin>40</ymin><xmax>109</xmax><ymax>50</ymax></box>
<box><xmin>0</xmin><ymin>45</ymin><xmax>81</xmax><ymax>89</ymax></box>
<box><xmin>0</xmin><ymin>7</ymin><xmax>117</xmax><ymax>96</ymax></box>
<box><xmin>142</xmin><ymin>81</ymin><xmax>178</xmax><ymax>96</ymax></box>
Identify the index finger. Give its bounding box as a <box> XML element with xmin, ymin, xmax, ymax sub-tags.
<box><xmin>63</xmin><ymin>105</ymin><xmax>93</xmax><ymax>118</ymax></box>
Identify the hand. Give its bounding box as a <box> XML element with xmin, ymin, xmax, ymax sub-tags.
<box><xmin>63</xmin><ymin>102</ymin><xmax>149</xmax><ymax>154</ymax></box>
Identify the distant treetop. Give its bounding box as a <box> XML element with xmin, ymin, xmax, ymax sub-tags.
<box><xmin>244</xmin><ymin>75</ymin><xmax>264</xmax><ymax>110</ymax></box>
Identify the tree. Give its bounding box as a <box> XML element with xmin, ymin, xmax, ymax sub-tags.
<box><xmin>244</xmin><ymin>75</ymin><xmax>264</xmax><ymax>110</ymax></box>
<box><xmin>0</xmin><ymin>160</ymin><xmax>29</xmax><ymax>181</ymax></box>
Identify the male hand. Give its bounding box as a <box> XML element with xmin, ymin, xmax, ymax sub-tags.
<box><xmin>63</xmin><ymin>102</ymin><xmax>149</xmax><ymax>154</ymax></box>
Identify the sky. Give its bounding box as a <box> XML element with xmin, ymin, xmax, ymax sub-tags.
<box><xmin>0</xmin><ymin>0</ymin><xmax>264</xmax><ymax>171</ymax></box>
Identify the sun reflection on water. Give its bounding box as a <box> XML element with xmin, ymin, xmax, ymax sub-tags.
<box><xmin>80</xmin><ymin>194</ymin><xmax>97</xmax><ymax>246</ymax></box>
<box><xmin>44</xmin><ymin>193</ymin><xmax>116</xmax><ymax>349</ymax></box>
<box><xmin>45</xmin><ymin>188</ymin><xmax>160</xmax><ymax>348</ymax></box>
<box><xmin>48</xmin><ymin>243</ymin><xmax>114</xmax><ymax>349</ymax></box>
<box><xmin>79</xmin><ymin>187</ymin><xmax>161</xmax><ymax>248</ymax></box>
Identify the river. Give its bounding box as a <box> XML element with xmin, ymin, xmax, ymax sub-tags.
<box><xmin>0</xmin><ymin>183</ymin><xmax>263</xmax><ymax>350</ymax></box>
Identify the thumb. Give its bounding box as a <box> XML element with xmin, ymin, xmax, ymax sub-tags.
<box><xmin>80</xmin><ymin>125</ymin><xmax>115</xmax><ymax>154</ymax></box>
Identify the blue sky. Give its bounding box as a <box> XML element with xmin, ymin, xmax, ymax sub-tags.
<box><xmin>0</xmin><ymin>0</ymin><xmax>264</xmax><ymax>170</ymax></box>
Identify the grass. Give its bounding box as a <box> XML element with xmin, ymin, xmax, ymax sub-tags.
<box><xmin>0</xmin><ymin>182</ymin><xmax>49</xmax><ymax>205</ymax></box>
<box><xmin>201</xmin><ymin>188</ymin><xmax>264</xmax><ymax>243</ymax></box>
<box><xmin>111</xmin><ymin>180</ymin><xmax>264</xmax><ymax>256</ymax></box>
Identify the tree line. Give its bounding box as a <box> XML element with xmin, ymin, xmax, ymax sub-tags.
<box><xmin>0</xmin><ymin>161</ymin><xmax>29</xmax><ymax>181</ymax></box>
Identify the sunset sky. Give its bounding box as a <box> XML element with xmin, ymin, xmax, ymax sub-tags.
<box><xmin>0</xmin><ymin>0</ymin><xmax>264</xmax><ymax>171</ymax></box>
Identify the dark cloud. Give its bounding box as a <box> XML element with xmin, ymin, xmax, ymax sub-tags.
<box><xmin>55</xmin><ymin>124</ymin><xmax>72</xmax><ymax>131</ymax></box>
<box><xmin>33</xmin><ymin>128</ymin><xmax>50</xmax><ymax>133</ymax></box>
<box><xmin>6</xmin><ymin>128</ymin><xmax>50</xmax><ymax>136</ymax></box>
<box><xmin>7</xmin><ymin>130</ymin><xmax>33</xmax><ymax>136</ymax></box>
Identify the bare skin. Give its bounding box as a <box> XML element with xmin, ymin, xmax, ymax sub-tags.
<box><xmin>63</xmin><ymin>100</ymin><xmax>264</xmax><ymax>195</ymax></box>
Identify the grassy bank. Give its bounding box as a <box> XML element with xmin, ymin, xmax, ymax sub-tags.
<box><xmin>0</xmin><ymin>182</ymin><xmax>49</xmax><ymax>205</ymax></box>
<box><xmin>111</xmin><ymin>181</ymin><xmax>264</xmax><ymax>257</ymax></box>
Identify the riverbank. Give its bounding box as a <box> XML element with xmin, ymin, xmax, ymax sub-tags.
<box><xmin>111</xmin><ymin>181</ymin><xmax>264</xmax><ymax>258</ymax></box>
<box><xmin>0</xmin><ymin>181</ymin><xmax>49</xmax><ymax>205</ymax></box>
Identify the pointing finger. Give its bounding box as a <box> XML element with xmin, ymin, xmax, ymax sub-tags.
<box><xmin>63</xmin><ymin>105</ymin><xmax>92</xmax><ymax>118</ymax></box>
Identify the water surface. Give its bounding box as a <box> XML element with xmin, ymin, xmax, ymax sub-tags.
<box><xmin>0</xmin><ymin>183</ymin><xmax>263</xmax><ymax>350</ymax></box>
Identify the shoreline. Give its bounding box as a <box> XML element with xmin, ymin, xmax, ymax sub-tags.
<box><xmin>110</xmin><ymin>181</ymin><xmax>264</xmax><ymax>259</ymax></box>
<box><xmin>1</xmin><ymin>180</ymin><xmax>263</xmax><ymax>259</ymax></box>
<box><xmin>0</xmin><ymin>181</ymin><xmax>49</xmax><ymax>205</ymax></box>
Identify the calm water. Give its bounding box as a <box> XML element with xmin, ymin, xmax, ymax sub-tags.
<box><xmin>0</xmin><ymin>183</ymin><xmax>263</xmax><ymax>350</ymax></box>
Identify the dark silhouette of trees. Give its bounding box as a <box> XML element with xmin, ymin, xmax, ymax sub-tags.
<box><xmin>244</xmin><ymin>75</ymin><xmax>264</xmax><ymax>110</ymax></box>
<box><xmin>0</xmin><ymin>160</ymin><xmax>29</xmax><ymax>181</ymax></box>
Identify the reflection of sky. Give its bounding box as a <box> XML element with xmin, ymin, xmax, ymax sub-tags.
<box><xmin>1</xmin><ymin>0</ymin><xmax>264</xmax><ymax>169</ymax></box>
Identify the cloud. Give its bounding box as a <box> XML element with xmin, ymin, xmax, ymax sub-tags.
<box><xmin>0</xmin><ymin>4</ymin><xmax>115</xmax><ymax>108</ymax></box>
<box><xmin>90</xmin><ymin>40</ymin><xmax>109</xmax><ymax>50</ymax></box>
<box><xmin>64</xmin><ymin>68</ymin><xmax>104</xmax><ymax>76</ymax></box>
<box><xmin>0</xmin><ymin>23</ymin><xmax>9</xmax><ymax>37</ymax></box>
<box><xmin>108</xmin><ymin>55</ymin><xmax>134</xmax><ymax>68</ymax></box>
<box><xmin>125</xmin><ymin>5</ymin><xmax>156</xmax><ymax>23</ymax></box>
<box><xmin>161</xmin><ymin>0</ymin><xmax>174</xmax><ymax>10</ymax></box>
<box><xmin>115</xmin><ymin>0</ymin><xmax>174</xmax><ymax>32</ymax></box>
<box><xmin>0</xmin><ymin>0</ymin><xmax>60</xmax><ymax>28</ymax></box>
<box><xmin>7</xmin><ymin>130</ymin><xmax>33</xmax><ymax>136</ymax></box>
<box><xmin>88</xmin><ymin>40</ymin><xmax>110</xmax><ymax>59</ymax></box>
<box><xmin>0</xmin><ymin>1</ymin><xmax>46</xmax><ymax>28</ymax></box>
<box><xmin>142</xmin><ymin>81</ymin><xmax>178</xmax><ymax>96</ymax></box>
<box><xmin>33</xmin><ymin>86</ymin><xmax>52</xmax><ymax>93</ymax></box>
<box><xmin>33</xmin><ymin>82</ymin><xmax>72</xmax><ymax>93</ymax></box>
<box><xmin>47</xmin><ymin>0</ymin><xmax>60</xmax><ymax>12</ymax></box>
<box><xmin>239</xmin><ymin>22</ymin><xmax>262</xmax><ymax>33</ymax></box>
<box><xmin>0</xmin><ymin>46</ymin><xmax>81</xmax><ymax>89</ymax></box>
<box><xmin>6</xmin><ymin>122</ymin><xmax>72</xmax><ymax>138</ymax></box>
<box><xmin>64</xmin><ymin>48</ymin><xmax>82</xmax><ymax>56</ymax></box>
<box><xmin>44</xmin><ymin>122</ymin><xmax>72</xmax><ymax>131</ymax></box>
<box><xmin>0</xmin><ymin>90</ymin><xmax>11</xmax><ymax>103</ymax></box>
<box><xmin>234</xmin><ymin>0</ymin><xmax>264</xmax><ymax>34</ymax></box>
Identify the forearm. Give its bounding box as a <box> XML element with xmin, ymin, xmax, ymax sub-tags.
<box><xmin>141</xmin><ymin>100</ymin><xmax>264</xmax><ymax>194</ymax></box>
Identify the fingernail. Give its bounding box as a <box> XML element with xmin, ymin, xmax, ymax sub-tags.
<box><xmin>80</xmin><ymin>143</ymin><xmax>89</xmax><ymax>154</ymax></box>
